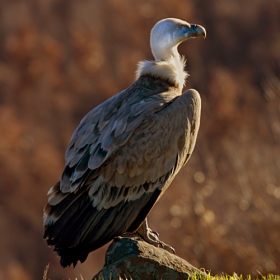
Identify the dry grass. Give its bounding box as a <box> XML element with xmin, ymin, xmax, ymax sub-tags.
<box><xmin>42</xmin><ymin>264</ymin><xmax>280</xmax><ymax>280</ymax></box>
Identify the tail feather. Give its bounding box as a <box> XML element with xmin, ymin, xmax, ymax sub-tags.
<box><xmin>44</xmin><ymin>184</ymin><xmax>162</xmax><ymax>267</ymax></box>
<box><xmin>57</xmin><ymin>247</ymin><xmax>89</xmax><ymax>268</ymax></box>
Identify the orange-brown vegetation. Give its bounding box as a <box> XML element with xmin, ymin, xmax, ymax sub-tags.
<box><xmin>0</xmin><ymin>1</ymin><xmax>279</xmax><ymax>279</ymax></box>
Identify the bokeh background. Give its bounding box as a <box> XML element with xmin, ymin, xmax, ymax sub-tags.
<box><xmin>0</xmin><ymin>0</ymin><xmax>280</xmax><ymax>279</ymax></box>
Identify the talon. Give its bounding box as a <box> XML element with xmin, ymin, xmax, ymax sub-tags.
<box><xmin>135</xmin><ymin>219</ymin><xmax>176</xmax><ymax>254</ymax></box>
<box><xmin>157</xmin><ymin>240</ymin><xmax>175</xmax><ymax>254</ymax></box>
<box><xmin>151</xmin><ymin>230</ymin><xmax>159</xmax><ymax>237</ymax></box>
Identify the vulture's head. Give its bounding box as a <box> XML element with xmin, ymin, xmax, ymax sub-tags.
<box><xmin>150</xmin><ymin>18</ymin><xmax>206</xmax><ymax>61</ymax></box>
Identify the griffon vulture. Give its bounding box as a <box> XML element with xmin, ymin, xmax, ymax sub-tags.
<box><xmin>43</xmin><ymin>18</ymin><xmax>206</xmax><ymax>267</ymax></box>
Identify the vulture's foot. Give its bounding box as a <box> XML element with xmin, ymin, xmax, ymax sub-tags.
<box><xmin>136</xmin><ymin>219</ymin><xmax>175</xmax><ymax>254</ymax></box>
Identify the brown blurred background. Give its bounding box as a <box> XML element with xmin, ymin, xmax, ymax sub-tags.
<box><xmin>0</xmin><ymin>0</ymin><xmax>280</xmax><ymax>279</ymax></box>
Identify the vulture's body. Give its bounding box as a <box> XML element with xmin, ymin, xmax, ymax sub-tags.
<box><xmin>43</xmin><ymin>18</ymin><xmax>206</xmax><ymax>267</ymax></box>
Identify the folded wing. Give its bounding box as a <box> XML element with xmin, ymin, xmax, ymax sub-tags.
<box><xmin>43</xmin><ymin>76</ymin><xmax>200</xmax><ymax>267</ymax></box>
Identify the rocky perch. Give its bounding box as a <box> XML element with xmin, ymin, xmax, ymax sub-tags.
<box><xmin>92</xmin><ymin>236</ymin><xmax>207</xmax><ymax>280</ymax></box>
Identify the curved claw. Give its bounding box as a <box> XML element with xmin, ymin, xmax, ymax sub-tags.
<box><xmin>158</xmin><ymin>241</ymin><xmax>175</xmax><ymax>254</ymax></box>
<box><xmin>151</xmin><ymin>230</ymin><xmax>159</xmax><ymax>238</ymax></box>
<box><xmin>135</xmin><ymin>219</ymin><xmax>176</xmax><ymax>254</ymax></box>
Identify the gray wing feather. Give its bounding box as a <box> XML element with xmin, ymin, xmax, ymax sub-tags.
<box><xmin>88</xmin><ymin>88</ymin><xmax>200</xmax><ymax>210</ymax></box>
<box><xmin>45</xmin><ymin>85</ymin><xmax>200</xmax><ymax>222</ymax></box>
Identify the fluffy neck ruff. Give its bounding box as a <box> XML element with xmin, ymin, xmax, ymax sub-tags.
<box><xmin>136</xmin><ymin>55</ymin><xmax>188</xmax><ymax>90</ymax></box>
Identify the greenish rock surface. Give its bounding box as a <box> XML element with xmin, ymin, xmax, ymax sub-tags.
<box><xmin>92</xmin><ymin>236</ymin><xmax>206</xmax><ymax>280</ymax></box>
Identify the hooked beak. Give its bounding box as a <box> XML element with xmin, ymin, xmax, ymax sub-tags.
<box><xmin>189</xmin><ymin>24</ymin><xmax>206</xmax><ymax>39</ymax></box>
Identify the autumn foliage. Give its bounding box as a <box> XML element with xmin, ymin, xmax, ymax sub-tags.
<box><xmin>0</xmin><ymin>1</ymin><xmax>280</xmax><ymax>279</ymax></box>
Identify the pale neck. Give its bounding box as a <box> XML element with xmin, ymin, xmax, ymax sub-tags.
<box><xmin>152</xmin><ymin>45</ymin><xmax>180</xmax><ymax>62</ymax></box>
